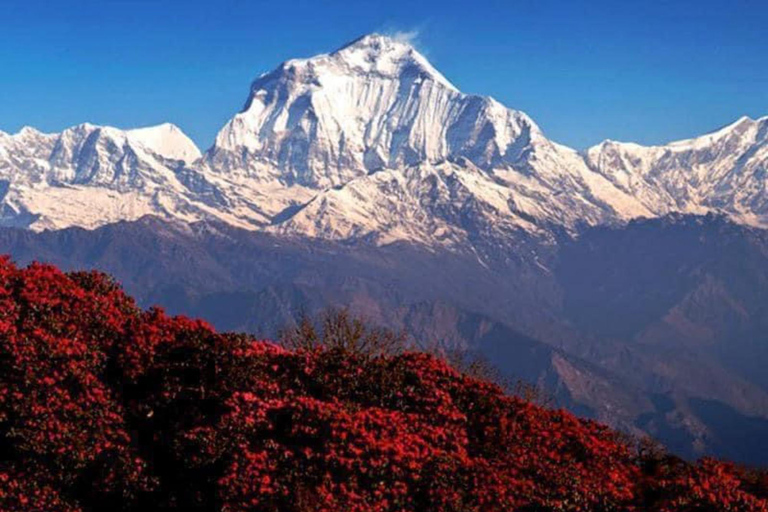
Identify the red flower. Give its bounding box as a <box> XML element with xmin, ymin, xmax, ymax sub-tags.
<box><xmin>0</xmin><ymin>256</ymin><xmax>766</xmax><ymax>511</ymax></box>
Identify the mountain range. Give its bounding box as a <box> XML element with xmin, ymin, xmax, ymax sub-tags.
<box><xmin>3</xmin><ymin>34</ymin><xmax>768</xmax><ymax>243</ymax></box>
<box><xmin>3</xmin><ymin>33</ymin><xmax>768</xmax><ymax>464</ymax></box>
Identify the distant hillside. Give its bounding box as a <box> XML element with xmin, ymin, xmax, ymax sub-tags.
<box><xmin>1</xmin><ymin>257</ymin><xmax>768</xmax><ymax>511</ymax></box>
<box><xmin>4</xmin><ymin>215</ymin><xmax>768</xmax><ymax>465</ymax></box>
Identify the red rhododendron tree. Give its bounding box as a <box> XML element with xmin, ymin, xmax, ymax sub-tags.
<box><xmin>0</xmin><ymin>256</ymin><xmax>766</xmax><ymax>511</ymax></box>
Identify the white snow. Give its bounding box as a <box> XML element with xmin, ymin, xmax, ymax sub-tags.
<box><xmin>1</xmin><ymin>33</ymin><xmax>767</xmax><ymax>250</ymax></box>
<box><xmin>585</xmin><ymin>115</ymin><xmax>768</xmax><ymax>226</ymax></box>
<box><xmin>127</xmin><ymin>123</ymin><xmax>202</xmax><ymax>163</ymax></box>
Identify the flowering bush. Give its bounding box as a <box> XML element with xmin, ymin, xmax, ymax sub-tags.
<box><xmin>0</xmin><ymin>256</ymin><xmax>766</xmax><ymax>511</ymax></box>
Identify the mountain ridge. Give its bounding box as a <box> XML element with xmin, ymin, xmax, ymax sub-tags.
<box><xmin>0</xmin><ymin>33</ymin><xmax>766</xmax><ymax>248</ymax></box>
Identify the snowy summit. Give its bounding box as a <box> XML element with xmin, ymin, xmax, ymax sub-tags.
<box><xmin>0</xmin><ymin>34</ymin><xmax>767</xmax><ymax>250</ymax></box>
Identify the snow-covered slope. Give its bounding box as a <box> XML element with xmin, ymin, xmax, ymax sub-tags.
<box><xmin>0</xmin><ymin>123</ymin><xmax>218</xmax><ymax>231</ymax></box>
<box><xmin>205</xmin><ymin>33</ymin><xmax>649</xmax><ymax>247</ymax></box>
<box><xmin>585</xmin><ymin>116</ymin><xmax>768</xmax><ymax>226</ymax></box>
<box><xmin>126</xmin><ymin>123</ymin><xmax>202</xmax><ymax>163</ymax></box>
<box><xmin>1</xmin><ymin>33</ymin><xmax>767</xmax><ymax>247</ymax></box>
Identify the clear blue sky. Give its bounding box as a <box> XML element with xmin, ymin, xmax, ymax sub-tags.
<box><xmin>2</xmin><ymin>0</ymin><xmax>767</xmax><ymax>150</ymax></box>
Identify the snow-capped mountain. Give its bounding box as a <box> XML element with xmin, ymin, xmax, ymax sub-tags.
<box><xmin>1</xmin><ymin>33</ymin><xmax>767</xmax><ymax>247</ymax></box>
<box><xmin>586</xmin><ymin>116</ymin><xmax>768</xmax><ymax>226</ymax></box>
<box><xmin>0</xmin><ymin>123</ymin><xmax>214</xmax><ymax>230</ymax></box>
<box><xmin>126</xmin><ymin>123</ymin><xmax>202</xmax><ymax>163</ymax></box>
<box><xmin>203</xmin><ymin>34</ymin><xmax>649</xmax><ymax>246</ymax></box>
<box><xmin>209</xmin><ymin>33</ymin><xmax>569</xmax><ymax>185</ymax></box>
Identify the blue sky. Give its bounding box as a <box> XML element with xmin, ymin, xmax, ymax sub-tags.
<box><xmin>1</xmin><ymin>0</ymin><xmax>766</xmax><ymax>149</ymax></box>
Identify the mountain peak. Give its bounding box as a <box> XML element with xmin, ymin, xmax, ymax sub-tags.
<box><xmin>327</xmin><ymin>33</ymin><xmax>457</xmax><ymax>91</ymax></box>
<box><xmin>13</xmin><ymin>126</ymin><xmax>48</xmax><ymax>138</ymax></box>
<box><xmin>710</xmin><ymin>115</ymin><xmax>755</xmax><ymax>135</ymax></box>
<box><xmin>212</xmin><ymin>33</ymin><xmax>553</xmax><ymax>189</ymax></box>
<box><xmin>246</xmin><ymin>33</ymin><xmax>456</xmax><ymax>95</ymax></box>
<box><xmin>126</xmin><ymin>123</ymin><xmax>202</xmax><ymax>163</ymax></box>
<box><xmin>334</xmin><ymin>33</ymin><xmax>412</xmax><ymax>52</ymax></box>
